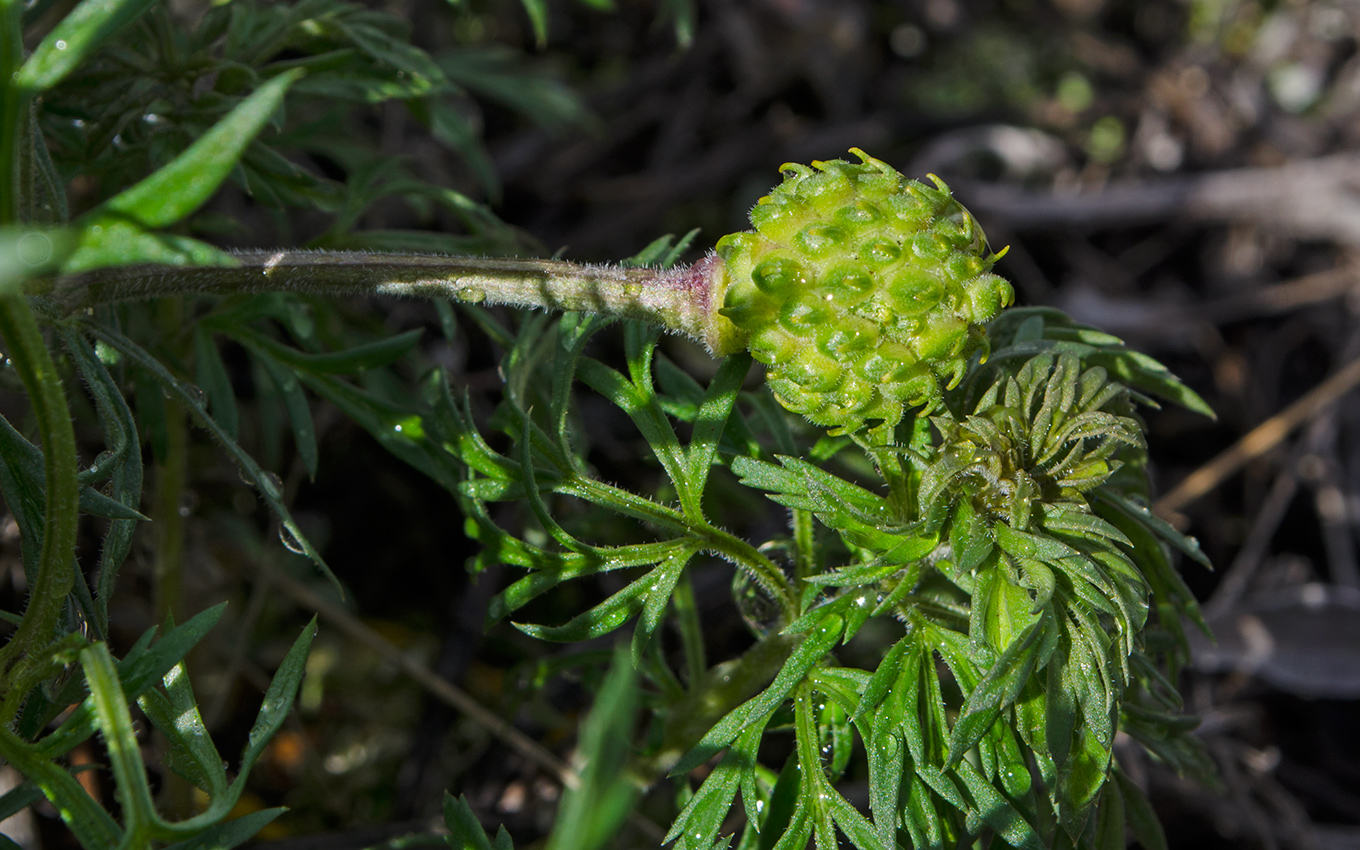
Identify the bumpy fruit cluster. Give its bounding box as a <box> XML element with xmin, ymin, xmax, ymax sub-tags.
<box><xmin>714</xmin><ymin>149</ymin><xmax>1013</xmax><ymax>434</ymax></box>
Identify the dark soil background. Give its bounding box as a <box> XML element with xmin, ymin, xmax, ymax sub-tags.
<box><xmin>8</xmin><ymin>0</ymin><xmax>1360</xmax><ymax>848</ymax></box>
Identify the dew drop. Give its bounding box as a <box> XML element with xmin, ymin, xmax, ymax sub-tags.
<box><xmin>279</xmin><ymin>524</ymin><xmax>307</xmax><ymax>554</ymax></box>
<box><xmin>178</xmin><ymin>490</ymin><xmax>199</xmax><ymax>518</ymax></box>
<box><xmin>71</xmin><ymin>118</ymin><xmax>84</xmax><ymax>128</ymax></box>
<box><xmin>459</xmin><ymin>287</ymin><xmax>486</xmax><ymax>304</ymax></box>
<box><xmin>54</xmin><ymin>39</ymin><xmax>66</xmax><ymax>50</ymax></box>
<box><xmin>261</xmin><ymin>471</ymin><xmax>284</xmax><ymax>497</ymax></box>
<box><xmin>184</xmin><ymin>383</ymin><xmax>206</xmax><ymax>407</ymax></box>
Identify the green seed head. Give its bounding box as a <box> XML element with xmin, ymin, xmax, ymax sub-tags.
<box><xmin>712</xmin><ymin>149</ymin><xmax>1012</xmax><ymax>434</ymax></box>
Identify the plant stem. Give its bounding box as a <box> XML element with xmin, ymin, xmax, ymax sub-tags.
<box><xmin>48</xmin><ymin>250</ymin><xmax>742</xmax><ymax>354</ymax></box>
<box><xmin>670</xmin><ymin>574</ymin><xmax>706</xmax><ymax>688</ymax></box>
<box><xmin>0</xmin><ymin>294</ymin><xmax>79</xmax><ymax>714</ymax></box>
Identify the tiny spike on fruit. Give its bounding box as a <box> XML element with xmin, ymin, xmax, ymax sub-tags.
<box><xmin>708</xmin><ymin>149</ymin><xmax>1014</xmax><ymax>435</ymax></box>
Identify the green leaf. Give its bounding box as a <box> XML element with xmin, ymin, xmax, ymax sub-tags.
<box><xmin>0</xmin><ymin>412</ymin><xmax>54</xmax><ymax>583</ymax></box>
<box><xmin>622</xmin><ymin>230</ymin><xmax>700</xmax><ymax>270</ymax></box>
<box><xmin>1114</xmin><ymin>767</ymin><xmax>1167</xmax><ymax>850</ymax></box>
<box><xmin>685</xmin><ymin>354</ymin><xmax>750</xmax><ymax>496</ymax></box>
<box><xmin>420</xmin><ymin>97</ymin><xmax>502</xmax><ymax>202</ymax></box>
<box><xmin>235</xmin><ymin>619</ymin><xmax>316</xmax><ymax>780</ymax></box>
<box><xmin>993</xmin><ymin>524</ymin><xmax>1078</xmax><ymax>563</ymax></box>
<box><xmin>576</xmin><ymin>326</ymin><xmax>702</xmax><ymax>518</ymax></box>
<box><xmin>1094</xmin><ymin>489</ymin><xmax>1211</xmax><ymax>569</ymax></box>
<box><xmin>945</xmin><ymin>617</ymin><xmax>1043</xmax><ymax>767</ymax></box>
<box><xmin>666</xmin><ymin>718</ymin><xmax>766</xmax><ymax>849</ymax></box>
<box><xmin>331</xmin><ymin>20</ymin><xmax>448</xmax><ymax>93</ymax></box>
<box><xmin>62</xmin><ymin>217</ymin><xmax>236</xmax><ymax>273</ymax></box>
<box><xmin>0</xmin><ymin>725</ymin><xmax>122</xmax><ymax>848</ymax></box>
<box><xmin>518</xmin><ymin>0</ymin><xmax>549</xmax><ymax>45</ymax></box>
<box><xmin>138</xmin><ymin>660</ymin><xmax>228</xmax><ymax>796</ymax></box>
<box><xmin>514</xmin><ymin>571</ymin><xmax>652</xmax><ymax>642</ymax></box>
<box><xmin>674</xmin><ymin>614</ymin><xmax>844</xmax><ymax>774</ymax></box>
<box><xmin>1046</xmin><ymin>641</ymin><xmax>1078</xmax><ymax>769</ymax></box>
<box><xmin>443</xmin><ymin>793</ymin><xmax>507</xmax><ymax>850</ymax></box>
<box><xmin>661</xmin><ymin>0</ymin><xmax>696</xmax><ymax>47</ymax></box>
<box><xmin>1056</xmin><ymin>726</ymin><xmax>1112</xmax><ymax>840</ymax></box>
<box><xmin>1037</xmin><ymin>503</ymin><xmax>1132</xmax><ymax>548</ymax></box>
<box><xmin>303</xmin><ymin>370</ymin><xmax>459</xmax><ymax>493</ymax></box>
<box><xmin>81</xmin><ymin>642</ymin><xmax>160</xmax><ymax>844</ymax></box>
<box><xmin>767</xmin><ymin>805</ymin><xmax>812</xmax><ymax>850</ymax></box>
<box><xmin>1094</xmin><ymin>778</ymin><xmax>1126</xmax><ymax>850</ymax></box>
<box><xmin>0</xmin><ymin>781</ymin><xmax>41</xmax><ymax>822</ymax></box>
<box><xmin>632</xmin><ymin>546</ymin><xmax>698</xmax><ymax>664</ymax></box>
<box><xmin>438</xmin><ymin>47</ymin><xmax>593</xmax><ymax>134</ymax></box>
<box><xmin>159</xmin><ymin>809</ymin><xmax>287</xmax><ymax>850</ymax></box>
<box><xmin>866</xmin><ymin>712</ymin><xmax>903</xmax><ymax>847</ymax></box>
<box><xmin>15</xmin><ymin>0</ymin><xmax>160</xmax><ymax>91</ymax></box>
<box><xmin>0</xmin><ymin>410</ymin><xmax>147</xmax><ymax>585</ymax></box>
<box><xmin>249</xmin><ymin>350</ymin><xmax>319</xmax><ymax>480</ymax></box>
<box><xmin>86</xmin><ymin>324</ymin><xmax>339</xmax><ymax>591</ymax></box>
<box><xmin>194</xmin><ymin>326</ymin><xmax>240</xmax><ymax>440</ymax></box>
<box><xmin>853</xmin><ymin>637</ymin><xmax>911</xmax><ymax>721</ymax></box>
<box><xmin>94</xmin><ymin>70</ymin><xmax>302</xmax><ymax>230</ymax></box>
<box><xmin>951</xmin><ymin>758</ymin><xmax>1042</xmax><ymax>850</ymax></box>
<box><xmin>488</xmin><ymin>539</ymin><xmax>691</xmax><ymax>621</ymax></box>
<box><xmin>546</xmin><ymin>646</ymin><xmax>639</xmax><ymax>850</ymax></box>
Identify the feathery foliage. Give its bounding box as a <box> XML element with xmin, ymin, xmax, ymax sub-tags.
<box><xmin>0</xmin><ymin>1</ymin><xmax>1209</xmax><ymax>848</ymax></box>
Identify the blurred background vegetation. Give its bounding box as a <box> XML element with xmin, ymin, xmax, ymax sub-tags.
<box><xmin>6</xmin><ymin>0</ymin><xmax>1360</xmax><ymax>848</ymax></box>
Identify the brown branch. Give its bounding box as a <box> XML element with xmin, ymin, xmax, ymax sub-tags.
<box><xmin>960</xmin><ymin>154</ymin><xmax>1360</xmax><ymax>244</ymax></box>
<box><xmin>1155</xmin><ymin>355</ymin><xmax>1360</xmax><ymax>515</ymax></box>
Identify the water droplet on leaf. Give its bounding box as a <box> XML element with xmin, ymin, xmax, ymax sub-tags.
<box><xmin>261</xmin><ymin>471</ymin><xmax>284</xmax><ymax>498</ymax></box>
<box><xmin>279</xmin><ymin>525</ymin><xmax>307</xmax><ymax>555</ymax></box>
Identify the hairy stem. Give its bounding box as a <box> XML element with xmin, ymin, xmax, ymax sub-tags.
<box><xmin>47</xmin><ymin>250</ymin><xmax>742</xmax><ymax>354</ymax></box>
<box><xmin>0</xmin><ymin>294</ymin><xmax>79</xmax><ymax>715</ymax></box>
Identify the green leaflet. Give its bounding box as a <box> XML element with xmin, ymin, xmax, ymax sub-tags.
<box><xmin>63</xmin><ymin>71</ymin><xmax>301</xmax><ymax>272</ymax></box>
<box><xmin>15</xmin><ymin>0</ymin><xmax>160</xmax><ymax>91</ymax></box>
<box><xmin>545</xmin><ymin>647</ymin><xmax>639</xmax><ymax>850</ymax></box>
<box><xmin>444</xmin><ymin>794</ymin><xmax>514</xmax><ymax>850</ymax></box>
<box><xmin>674</xmin><ymin>614</ymin><xmax>845</xmax><ymax>775</ymax></box>
<box><xmin>86</xmin><ymin>323</ymin><xmax>339</xmax><ymax>591</ymax></box>
<box><xmin>668</xmin><ymin>722</ymin><xmax>767</xmax><ymax>850</ymax></box>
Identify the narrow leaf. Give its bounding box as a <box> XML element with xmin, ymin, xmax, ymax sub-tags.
<box><xmin>674</xmin><ymin>614</ymin><xmax>844</xmax><ymax>774</ymax></box>
<box><xmin>159</xmin><ymin>809</ymin><xmax>287</xmax><ymax>850</ymax></box>
<box><xmin>98</xmin><ymin>70</ymin><xmax>302</xmax><ymax>229</ymax></box>
<box><xmin>194</xmin><ymin>326</ymin><xmax>239</xmax><ymax>440</ymax></box>
<box><xmin>16</xmin><ymin>0</ymin><xmax>160</xmax><ymax>91</ymax></box>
